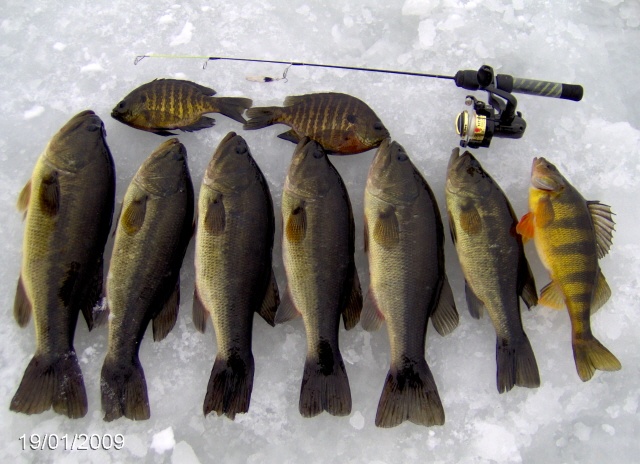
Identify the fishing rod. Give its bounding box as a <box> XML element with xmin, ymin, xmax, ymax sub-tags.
<box><xmin>134</xmin><ymin>54</ymin><xmax>584</xmax><ymax>149</ymax></box>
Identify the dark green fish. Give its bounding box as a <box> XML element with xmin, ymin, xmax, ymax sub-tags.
<box><xmin>112</xmin><ymin>78</ymin><xmax>252</xmax><ymax>135</ymax></box>
<box><xmin>446</xmin><ymin>148</ymin><xmax>540</xmax><ymax>393</ymax></box>
<box><xmin>362</xmin><ymin>139</ymin><xmax>458</xmax><ymax>428</ymax></box>
<box><xmin>243</xmin><ymin>92</ymin><xmax>389</xmax><ymax>154</ymax></box>
<box><xmin>193</xmin><ymin>132</ymin><xmax>279</xmax><ymax>420</ymax></box>
<box><xmin>276</xmin><ymin>138</ymin><xmax>362</xmax><ymax>417</ymax></box>
<box><xmin>101</xmin><ymin>138</ymin><xmax>194</xmax><ymax>421</ymax></box>
<box><xmin>11</xmin><ymin>110</ymin><xmax>115</xmax><ymax>418</ymax></box>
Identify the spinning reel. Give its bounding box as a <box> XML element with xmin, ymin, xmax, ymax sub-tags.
<box><xmin>454</xmin><ymin>65</ymin><xmax>583</xmax><ymax>148</ymax></box>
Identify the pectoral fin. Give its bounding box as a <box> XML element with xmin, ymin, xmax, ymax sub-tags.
<box><xmin>122</xmin><ymin>195</ymin><xmax>147</xmax><ymax>235</ymax></box>
<box><xmin>459</xmin><ymin>204</ymin><xmax>482</xmax><ymax>235</ymax></box>
<box><xmin>204</xmin><ymin>194</ymin><xmax>226</xmax><ymax>235</ymax></box>
<box><xmin>535</xmin><ymin>196</ymin><xmax>554</xmax><ymax>228</ymax></box>
<box><xmin>39</xmin><ymin>171</ymin><xmax>60</xmax><ymax>217</ymax></box>
<box><xmin>285</xmin><ymin>203</ymin><xmax>306</xmax><ymax>243</ymax></box>
<box><xmin>373</xmin><ymin>206</ymin><xmax>399</xmax><ymax>249</ymax></box>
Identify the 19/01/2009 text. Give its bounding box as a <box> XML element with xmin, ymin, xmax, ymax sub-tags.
<box><xmin>19</xmin><ymin>433</ymin><xmax>124</xmax><ymax>451</ymax></box>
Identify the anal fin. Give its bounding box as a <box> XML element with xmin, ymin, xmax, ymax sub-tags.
<box><xmin>153</xmin><ymin>278</ymin><xmax>180</xmax><ymax>341</ymax></box>
<box><xmin>257</xmin><ymin>269</ymin><xmax>280</xmax><ymax>327</ymax></box>
<box><xmin>14</xmin><ymin>274</ymin><xmax>32</xmax><ymax>327</ymax></box>
<box><xmin>430</xmin><ymin>275</ymin><xmax>459</xmax><ymax>336</ymax></box>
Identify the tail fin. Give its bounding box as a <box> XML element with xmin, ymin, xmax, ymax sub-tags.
<box><xmin>496</xmin><ymin>335</ymin><xmax>541</xmax><ymax>393</ymax></box>
<box><xmin>243</xmin><ymin>107</ymin><xmax>281</xmax><ymax>130</ymax></box>
<box><xmin>375</xmin><ymin>357</ymin><xmax>444</xmax><ymax>428</ymax></box>
<box><xmin>299</xmin><ymin>341</ymin><xmax>351</xmax><ymax>417</ymax></box>
<box><xmin>100</xmin><ymin>355</ymin><xmax>149</xmax><ymax>421</ymax></box>
<box><xmin>573</xmin><ymin>336</ymin><xmax>621</xmax><ymax>382</ymax></box>
<box><xmin>10</xmin><ymin>351</ymin><xmax>87</xmax><ymax>419</ymax></box>
<box><xmin>204</xmin><ymin>353</ymin><xmax>255</xmax><ymax>420</ymax></box>
<box><xmin>212</xmin><ymin>97</ymin><xmax>253</xmax><ymax>124</ymax></box>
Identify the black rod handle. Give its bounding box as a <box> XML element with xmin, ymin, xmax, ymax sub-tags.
<box><xmin>496</xmin><ymin>75</ymin><xmax>583</xmax><ymax>101</ymax></box>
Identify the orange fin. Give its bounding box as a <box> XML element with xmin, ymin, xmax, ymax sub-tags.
<box><xmin>516</xmin><ymin>212</ymin><xmax>535</xmax><ymax>242</ymax></box>
<box><xmin>539</xmin><ymin>280</ymin><xmax>565</xmax><ymax>309</ymax></box>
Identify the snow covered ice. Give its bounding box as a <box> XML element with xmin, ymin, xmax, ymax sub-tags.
<box><xmin>1</xmin><ymin>0</ymin><xmax>639</xmax><ymax>462</ymax></box>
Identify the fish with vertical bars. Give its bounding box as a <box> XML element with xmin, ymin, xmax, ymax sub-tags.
<box><xmin>243</xmin><ymin>92</ymin><xmax>390</xmax><ymax>154</ymax></box>
<box><xmin>276</xmin><ymin>137</ymin><xmax>362</xmax><ymax>417</ymax></box>
<box><xmin>11</xmin><ymin>110</ymin><xmax>116</xmax><ymax>419</ymax></box>
<box><xmin>111</xmin><ymin>78</ymin><xmax>253</xmax><ymax>135</ymax></box>
<box><xmin>193</xmin><ymin>132</ymin><xmax>279</xmax><ymax>420</ymax></box>
<box><xmin>517</xmin><ymin>157</ymin><xmax>620</xmax><ymax>381</ymax></box>
<box><xmin>362</xmin><ymin>139</ymin><xmax>458</xmax><ymax>428</ymax></box>
<box><xmin>446</xmin><ymin>148</ymin><xmax>540</xmax><ymax>393</ymax></box>
<box><xmin>100</xmin><ymin>138</ymin><xmax>194</xmax><ymax>421</ymax></box>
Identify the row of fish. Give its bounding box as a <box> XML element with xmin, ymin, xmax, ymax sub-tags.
<box><xmin>11</xmin><ymin>80</ymin><xmax>620</xmax><ymax>426</ymax></box>
<box><xmin>111</xmin><ymin>78</ymin><xmax>390</xmax><ymax>154</ymax></box>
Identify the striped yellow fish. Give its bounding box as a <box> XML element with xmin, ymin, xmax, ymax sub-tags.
<box><xmin>517</xmin><ymin>157</ymin><xmax>620</xmax><ymax>381</ymax></box>
<box><xmin>111</xmin><ymin>78</ymin><xmax>252</xmax><ymax>135</ymax></box>
<box><xmin>243</xmin><ymin>92</ymin><xmax>389</xmax><ymax>154</ymax></box>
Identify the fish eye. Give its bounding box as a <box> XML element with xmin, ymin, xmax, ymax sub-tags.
<box><xmin>466</xmin><ymin>166</ymin><xmax>475</xmax><ymax>176</ymax></box>
<box><xmin>313</xmin><ymin>150</ymin><xmax>324</xmax><ymax>159</ymax></box>
<box><xmin>347</xmin><ymin>114</ymin><xmax>357</xmax><ymax>124</ymax></box>
<box><xmin>117</xmin><ymin>100</ymin><xmax>127</xmax><ymax>110</ymax></box>
<box><xmin>397</xmin><ymin>152</ymin><xmax>408</xmax><ymax>162</ymax></box>
<box><xmin>373</xmin><ymin>121</ymin><xmax>385</xmax><ymax>131</ymax></box>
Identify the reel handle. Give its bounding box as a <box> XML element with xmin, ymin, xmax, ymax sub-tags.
<box><xmin>454</xmin><ymin>68</ymin><xmax>584</xmax><ymax>101</ymax></box>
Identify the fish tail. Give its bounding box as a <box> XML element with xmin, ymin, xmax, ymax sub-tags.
<box><xmin>243</xmin><ymin>106</ymin><xmax>282</xmax><ymax>130</ymax></box>
<box><xmin>203</xmin><ymin>352</ymin><xmax>255</xmax><ymax>420</ymax></box>
<box><xmin>572</xmin><ymin>335</ymin><xmax>621</xmax><ymax>382</ymax></box>
<box><xmin>100</xmin><ymin>355</ymin><xmax>149</xmax><ymax>421</ymax></box>
<box><xmin>496</xmin><ymin>335</ymin><xmax>541</xmax><ymax>393</ymax></box>
<box><xmin>10</xmin><ymin>351</ymin><xmax>87</xmax><ymax>419</ymax></box>
<box><xmin>299</xmin><ymin>341</ymin><xmax>351</xmax><ymax>417</ymax></box>
<box><xmin>211</xmin><ymin>97</ymin><xmax>253</xmax><ymax>124</ymax></box>
<box><xmin>375</xmin><ymin>357</ymin><xmax>444</xmax><ymax>428</ymax></box>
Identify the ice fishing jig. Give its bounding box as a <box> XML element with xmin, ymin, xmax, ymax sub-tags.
<box><xmin>134</xmin><ymin>55</ymin><xmax>583</xmax><ymax>149</ymax></box>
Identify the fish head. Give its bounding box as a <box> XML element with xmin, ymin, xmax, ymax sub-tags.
<box><xmin>354</xmin><ymin>115</ymin><xmax>390</xmax><ymax>149</ymax></box>
<box><xmin>111</xmin><ymin>91</ymin><xmax>148</xmax><ymax>126</ymax></box>
<box><xmin>203</xmin><ymin>132</ymin><xmax>255</xmax><ymax>193</ymax></box>
<box><xmin>284</xmin><ymin>138</ymin><xmax>333</xmax><ymax>198</ymax></box>
<box><xmin>445</xmin><ymin>148</ymin><xmax>493</xmax><ymax>198</ymax></box>
<box><xmin>366</xmin><ymin>139</ymin><xmax>419</xmax><ymax>204</ymax></box>
<box><xmin>531</xmin><ymin>157</ymin><xmax>566</xmax><ymax>192</ymax></box>
<box><xmin>46</xmin><ymin>110</ymin><xmax>108</xmax><ymax>171</ymax></box>
<box><xmin>134</xmin><ymin>138</ymin><xmax>190</xmax><ymax>197</ymax></box>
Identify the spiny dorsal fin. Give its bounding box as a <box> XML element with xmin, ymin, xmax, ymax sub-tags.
<box><xmin>587</xmin><ymin>201</ymin><xmax>615</xmax><ymax>259</ymax></box>
<box><xmin>122</xmin><ymin>195</ymin><xmax>147</xmax><ymax>235</ymax></box>
<box><xmin>204</xmin><ymin>194</ymin><xmax>226</xmax><ymax>235</ymax></box>
<box><xmin>373</xmin><ymin>206</ymin><xmax>399</xmax><ymax>249</ymax></box>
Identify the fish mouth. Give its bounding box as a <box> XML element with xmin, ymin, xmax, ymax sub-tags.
<box><xmin>446</xmin><ymin>147</ymin><xmax>474</xmax><ymax>191</ymax></box>
<box><xmin>531</xmin><ymin>157</ymin><xmax>560</xmax><ymax>191</ymax></box>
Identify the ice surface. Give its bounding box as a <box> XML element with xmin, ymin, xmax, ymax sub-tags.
<box><xmin>1</xmin><ymin>0</ymin><xmax>639</xmax><ymax>463</ymax></box>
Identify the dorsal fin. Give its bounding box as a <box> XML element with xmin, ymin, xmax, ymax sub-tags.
<box><xmin>587</xmin><ymin>201</ymin><xmax>615</xmax><ymax>259</ymax></box>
